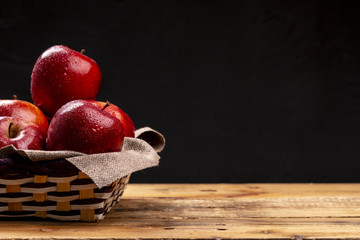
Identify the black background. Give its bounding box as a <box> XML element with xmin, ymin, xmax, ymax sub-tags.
<box><xmin>1</xmin><ymin>0</ymin><xmax>360</xmax><ymax>183</ymax></box>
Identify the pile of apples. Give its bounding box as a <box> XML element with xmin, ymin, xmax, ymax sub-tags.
<box><xmin>0</xmin><ymin>45</ymin><xmax>135</xmax><ymax>154</ymax></box>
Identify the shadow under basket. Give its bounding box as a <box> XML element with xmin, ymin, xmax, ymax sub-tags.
<box><xmin>0</xmin><ymin>158</ymin><xmax>131</xmax><ymax>221</ymax></box>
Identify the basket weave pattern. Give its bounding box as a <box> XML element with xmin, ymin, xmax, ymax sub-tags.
<box><xmin>0</xmin><ymin>170</ymin><xmax>130</xmax><ymax>221</ymax></box>
<box><xmin>0</xmin><ymin>127</ymin><xmax>164</xmax><ymax>222</ymax></box>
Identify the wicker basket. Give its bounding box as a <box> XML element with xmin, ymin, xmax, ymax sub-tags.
<box><xmin>0</xmin><ymin>158</ymin><xmax>130</xmax><ymax>221</ymax></box>
<box><xmin>0</xmin><ymin>127</ymin><xmax>164</xmax><ymax>222</ymax></box>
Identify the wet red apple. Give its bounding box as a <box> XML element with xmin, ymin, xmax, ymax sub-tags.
<box><xmin>0</xmin><ymin>117</ymin><xmax>45</xmax><ymax>150</ymax></box>
<box><xmin>88</xmin><ymin>100</ymin><xmax>135</xmax><ymax>138</ymax></box>
<box><xmin>46</xmin><ymin>100</ymin><xmax>124</xmax><ymax>154</ymax></box>
<box><xmin>31</xmin><ymin>45</ymin><xmax>102</xmax><ymax>116</ymax></box>
<box><xmin>0</xmin><ymin>97</ymin><xmax>48</xmax><ymax>134</ymax></box>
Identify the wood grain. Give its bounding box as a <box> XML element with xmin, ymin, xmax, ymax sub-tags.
<box><xmin>1</xmin><ymin>184</ymin><xmax>360</xmax><ymax>239</ymax></box>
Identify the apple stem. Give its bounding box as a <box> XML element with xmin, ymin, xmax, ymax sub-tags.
<box><xmin>12</xmin><ymin>95</ymin><xmax>17</xmax><ymax>100</ymax></box>
<box><xmin>101</xmin><ymin>101</ymin><xmax>111</xmax><ymax>111</ymax></box>
<box><xmin>80</xmin><ymin>49</ymin><xmax>86</xmax><ymax>54</ymax></box>
<box><xmin>8</xmin><ymin>122</ymin><xmax>14</xmax><ymax>138</ymax></box>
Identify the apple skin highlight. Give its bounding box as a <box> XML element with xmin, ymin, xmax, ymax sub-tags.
<box><xmin>0</xmin><ymin>116</ymin><xmax>45</xmax><ymax>150</ymax></box>
<box><xmin>0</xmin><ymin>99</ymin><xmax>49</xmax><ymax>135</ymax></box>
<box><xmin>46</xmin><ymin>100</ymin><xmax>125</xmax><ymax>154</ymax></box>
<box><xmin>88</xmin><ymin>100</ymin><xmax>136</xmax><ymax>138</ymax></box>
<box><xmin>31</xmin><ymin>45</ymin><xmax>102</xmax><ymax>117</ymax></box>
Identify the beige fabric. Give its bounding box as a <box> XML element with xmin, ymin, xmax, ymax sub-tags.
<box><xmin>135</xmin><ymin>127</ymin><xmax>165</xmax><ymax>152</ymax></box>
<box><xmin>0</xmin><ymin>127</ymin><xmax>165</xmax><ymax>188</ymax></box>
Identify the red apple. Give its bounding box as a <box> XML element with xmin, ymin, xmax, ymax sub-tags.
<box><xmin>0</xmin><ymin>117</ymin><xmax>45</xmax><ymax>150</ymax></box>
<box><xmin>0</xmin><ymin>97</ymin><xmax>49</xmax><ymax>134</ymax></box>
<box><xmin>46</xmin><ymin>100</ymin><xmax>124</xmax><ymax>154</ymax></box>
<box><xmin>31</xmin><ymin>45</ymin><xmax>102</xmax><ymax>116</ymax></box>
<box><xmin>88</xmin><ymin>100</ymin><xmax>135</xmax><ymax>138</ymax></box>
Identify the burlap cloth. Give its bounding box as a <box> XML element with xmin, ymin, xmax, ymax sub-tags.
<box><xmin>0</xmin><ymin>127</ymin><xmax>165</xmax><ymax>188</ymax></box>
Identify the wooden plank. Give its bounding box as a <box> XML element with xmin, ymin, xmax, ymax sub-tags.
<box><xmin>0</xmin><ymin>184</ymin><xmax>360</xmax><ymax>240</ymax></box>
<box><xmin>124</xmin><ymin>183</ymin><xmax>360</xmax><ymax>199</ymax></box>
<box><xmin>1</xmin><ymin>218</ymin><xmax>360</xmax><ymax>239</ymax></box>
<box><xmin>108</xmin><ymin>197</ymin><xmax>360</xmax><ymax>219</ymax></box>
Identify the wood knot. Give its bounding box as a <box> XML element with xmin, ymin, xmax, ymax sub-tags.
<box><xmin>200</xmin><ymin>189</ymin><xmax>217</xmax><ymax>192</ymax></box>
<box><xmin>164</xmin><ymin>227</ymin><xmax>175</xmax><ymax>230</ymax></box>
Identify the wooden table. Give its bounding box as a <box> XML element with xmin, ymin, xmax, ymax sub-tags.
<box><xmin>1</xmin><ymin>184</ymin><xmax>360</xmax><ymax>239</ymax></box>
